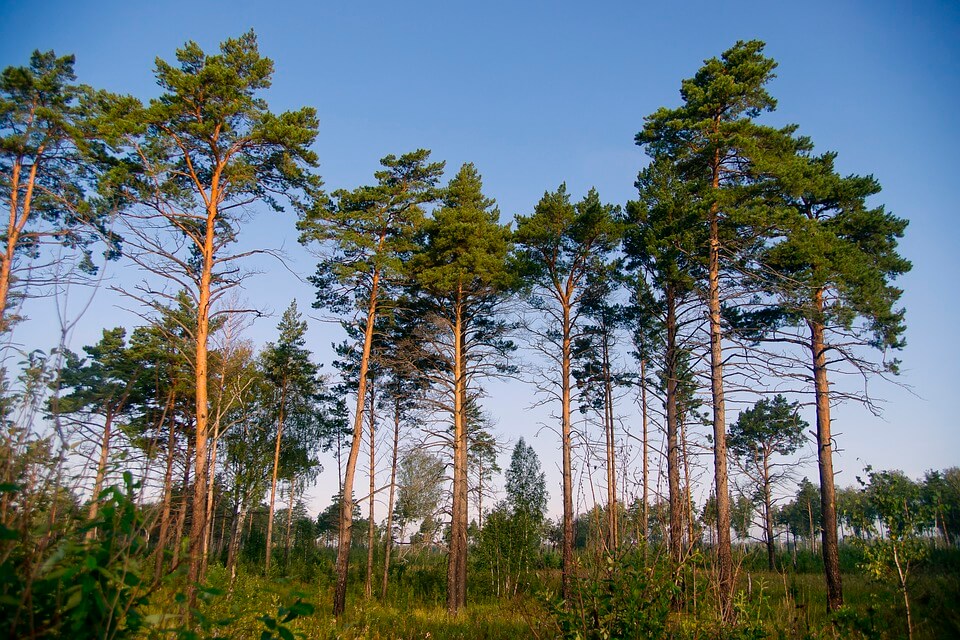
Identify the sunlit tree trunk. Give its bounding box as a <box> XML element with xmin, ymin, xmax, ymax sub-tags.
<box><xmin>810</xmin><ymin>288</ymin><xmax>843</xmax><ymax>610</ymax></box>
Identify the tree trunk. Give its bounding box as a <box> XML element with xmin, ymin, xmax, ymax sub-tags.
<box><xmin>602</xmin><ymin>330</ymin><xmax>617</xmax><ymax>551</ymax></box>
<box><xmin>265</xmin><ymin>383</ymin><xmax>286</xmax><ymax>574</ymax></box>
<box><xmin>763</xmin><ymin>451</ymin><xmax>776</xmax><ymax>571</ymax></box>
<box><xmin>810</xmin><ymin>292</ymin><xmax>843</xmax><ymax>611</ymax></box>
<box><xmin>707</xmin><ymin>184</ymin><xmax>734</xmax><ymax>621</ymax></box>
<box><xmin>365</xmin><ymin>378</ymin><xmax>376</xmax><ymax>599</ymax></box>
<box><xmin>447</xmin><ymin>296</ymin><xmax>468</xmax><ymax>615</ymax></box>
<box><xmin>85</xmin><ymin>409</ymin><xmax>114</xmax><ymax>540</ymax></box>
<box><xmin>665</xmin><ymin>286</ymin><xmax>683</xmax><ymax>565</ymax></box>
<box><xmin>173</xmin><ymin>436</ymin><xmax>193</xmax><ymax>569</ymax></box>
<box><xmin>334</xmin><ymin>266</ymin><xmax>381</xmax><ymax>617</ymax></box>
<box><xmin>381</xmin><ymin>396</ymin><xmax>401</xmax><ymax>600</ymax></box>
<box><xmin>284</xmin><ymin>479</ymin><xmax>295</xmax><ymax>566</ymax></box>
<box><xmin>201</xmin><ymin>411</ymin><xmax>222</xmax><ymax>577</ymax></box>
<box><xmin>680</xmin><ymin>411</ymin><xmax>695</xmax><ymax>554</ymax></box>
<box><xmin>560</xmin><ymin>297</ymin><xmax>574</xmax><ymax>601</ymax></box>
<box><xmin>187</xmin><ymin>192</ymin><xmax>220</xmax><ymax>608</ymax></box>
<box><xmin>155</xmin><ymin>395</ymin><xmax>177</xmax><ymax>580</ymax></box>
<box><xmin>226</xmin><ymin>498</ymin><xmax>245</xmax><ymax>583</ymax></box>
<box><xmin>0</xmin><ymin>157</ymin><xmax>40</xmax><ymax>332</ymax></box>
<box><xmin>641</xmin><ymin>357</ymin><xmax>649</xmax><ymax>550</ymax></box>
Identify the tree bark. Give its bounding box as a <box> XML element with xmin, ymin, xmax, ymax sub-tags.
<box><xmin>708</xmin><ymin>167</ymin><xmax>734</xmax><ymax>621</ymax></box>
<box><xmin>665</xmin><ymin>286</ymin><xmax>683</xmax><ymax>565</ymax></box>
<box><xmin>173</xmin><ymin>434</ymin><xmax>192</xmax><ymax>570</ymax></box>
<box><xmin>381</xmin><ymin>396</ymin><xmax>401</xmax><ymax>600</ymax></box>
<box><xmin>334</xmin><ymin>265</ymin><xmax>381</xmax><ymax>617</ymax></box>
<box><xmin>810</xmin><ymin>288</ymin><xmax>843</xmax><ymax>611</ymax></box>
<box><xmin>85</xmin><ymin>409</ymin><xmax>114</xmax><ymax>540</ymax></box>
<box><xmin>0</xmin><ymin>154</ymin><xmax>40</xmax><ymax>332</ymax></box>
<box><xmin>265</xmin><ymin>382</ymin><xmax>286</xmax><ymax>574</ymax></box>
<box><xmin>762</xmin><ymin>451</ymin><xmax>776</xmax><ymax>571</ymax></box>
<box><xmin>365</xmin><ymin>378</ymin><xmax>376</xmax><ymax>599</ymax></box>
<box><xmin>187</xmin><ymin>188</ymin><xmax>221</xmax><ymax>607</ymax></box>
<box><xmin>284</xmin><ymin>479</ymin><xmax>296</xmax><ymax>566</ymax></box>
<box><xmin>560</xmin><ymin>296</ymin><xmax>574</xmax><ymax>601</ymax></box>
<box><xmin>602</xmin><ymin>330</ymin><xmax>617</xmax><ymax>551</ymax></box>
<box><xmin>447</xmin><ymin>296</ymin><xmax>468</xmax><ymax>614</ymax></box>
<box><xmin>641</xmin><ymin>357</ymin><xmax>649</xmax><ymax>550</ymax></box>
<box><xmin>155</xmin><ymin>392</ymin><xmax>177</xmax><ymax>580</ymax></box>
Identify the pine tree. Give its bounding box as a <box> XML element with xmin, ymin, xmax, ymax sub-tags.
<box><xmin>260</xmin><ymin>301</ymin><xmax>321</xmax><ymax>573</ymax></box>
<box><xmin>115</xmin><ymin>31</ymin><xmax>322</xmax><ymax>600</ymax></box>
<box><xmin>729</xmin><ymin>395</ymin><xmax>808</xmax><ymax>570</ymax></box>
<box><xmin>298</xmin><ymin>149</ymin><xmax>442</xmax><ymax>616</ymax></box>
<box><xmin>409</xmin><ymin>163</ymin><xmax>513</xmax><ymax>614</ymax></box>
<box><xmin>0</xmin><ymin>51</ymin><xmax>121</xmax><ymax>332</ymax></box>
<box><xmin>513</xmin><ymin>184</ymin><xmax>620</xmax><ymax>597</ymax></box>
<box><xmin>636</xmin><ymin>41</ymin><xmax>798</xmax><ymax>619</ymax></box>
<box><xmin>750</xmin><ymin>149</ymin><xmax>910</xmax><ymax>610</ymax></box>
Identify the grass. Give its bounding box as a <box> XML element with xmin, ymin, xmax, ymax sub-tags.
<box><xmin>132</xmin><ymin>546</ymin><xmax>960</xmax><ymax>640</ymax></box>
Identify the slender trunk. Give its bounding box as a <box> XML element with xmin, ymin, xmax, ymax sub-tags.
<box><xmin>665</xmin><ymin>286</ymin><xmax>682</xmax><ymax>564</ymax></box>
<box><xmin>188</xmin><ymin>191</ymin><xmax>220</xmax><ymax>607</ymax></box>
<box><xmin>201</xmin><ymin>412</ymin><xmax>222</xmax><ymax>577</ymax></box>
<box><xmin>641</xmin><ymin>357</ymin><xmax>649</xmax><ymax>549</ymax></box>
<box><xmin>893</xmin><ymin>544</ymin><xmax>913</xmax><ymax>640</ymax></box>
<box><xmin>226</xmin><ymin>498</ymin><xmax>244</xmax><ymax>583</ymax></box>
<box><xmin>809</xmin><ymin>289</ymin><xmax>842</xmax><ymax>610</ymax></box>
<box><xmin>447</xmin><ymin>296</ymin><xmax>468</xmax><ymax>614</ymax></box>
<box><xmin>284</xmin><ymin>479</ymin><xmax>295</xmax><ymax>565</ymax></box>
<box><xmin>155</xmin><ymin>395</ymin><xmax>177</xmax><ymax>579</ymax></box>
<box><xmin>0</xmin><ymin>156</ymin><xmax>40</xmax><ymax>332</ymax></box>
<box><xmin>381</xmin><ymin>396</ymin><xmax>401</xmax><ymax>600</ymax></box>
<box><xmin>85</xmin><ymin>409</ymin><xmax>114</xmax><ymax>540</ymax></box>
<box><xmin>265</xmin><ymin>382</ymin><xmax>286</xmax><ymax>574</ymax></box>
<box><xmin>602</xmin><ymin>330</ymin><xmax>617</xmax><ymax>550</ymax></box>
<box><xmin>560</xmin><ymin>298</ymin><xmax>574</xmax><ymax>601</ymax></box>
<box><xmin>763</xmin><ymin>452</ymin><xmax>776</xmax><ymax>571</ymax></box>
<box><xmin>708</xmin><ymin>157</ymin><xmax>734</xmax><ymax>620</ymax></box>
<box><xmin>334</xmin><ymin>266</ymin><xmax>382</xmax><ymax>616</ymax></box>
<box><xmin>173</xmin><ymin>435</ymin><xmax>192</xmax><ymax>569</ymax></box>
<box><xmin>365</xmin><ymin>378</ymin><xmax>376</xmax><ymax>599</ymax></box>
<box><xmin>680</xmin><ymin>411</ymin><xmax>694</xmax><ymax>553</ymax></box>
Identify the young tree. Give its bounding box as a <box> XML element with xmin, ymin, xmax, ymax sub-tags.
<box><xmin>475</xmin><ymin>438</ymin><xmax>547</xmax><ymax>597</ymax></box>
<box><xmin>260</xmin><ymin>301</ymin><xmax>321</xmax><ymax>573</ymax></box>
<box><xmin>409</xmin><ymin>163</ymin><xmax>513</xmax><ymax>614</ymax></box>
<box><xmin>297</xmin><ymin>149</ymin><xmax>443</xmax><ymax>615</ymax></box>
<box><xmin>49</xmin><ymin>328</ymin><xmax>139</xmax><ymax>534</ymax></box>
<box><xmin>394</xmin><ymin>448</ymin><xmax>445</xmax><ymax>548</ymax></box>
<box><xmin>0</xmin><ymin>51</ymin><xmax>120</xmax><ymax>332</ymax></box>
<box><xmin>117</xmin><ymin>31</ymin><xmax>321</xmax><ymax>598</ymax></box>
<box><xmin>513</xmin><ymin>184</ymin><xmax>620</xmax><ymax>597</ymax></box>
<box><xmin>624</xmin><ymin>156</ymin><xmax>704</xmax><ymax>565</ymax></box>
<box><xmin>636</xmin><ymin>41</ymin><xmax>798</xmax><ymax>619</ymax></box>
<box><xmin>751</xmin><ymin>149</ymin><xmax>910</xmax><ymax>610</ymax></box>
<box><xmin>859</xmin><ymin>470</ymin><xmax>932</xmax><ymax>640</ymax></box>
<box><xmin>728</xmin><ymin>395</ymin><xmax>808</xmax><ymax>570</ymax></box>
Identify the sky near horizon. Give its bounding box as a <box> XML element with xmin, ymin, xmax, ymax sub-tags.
<box><xmin>1</xmin><ymin>1</ymin><xmax>957</xmax><ymax>519</ymax></box>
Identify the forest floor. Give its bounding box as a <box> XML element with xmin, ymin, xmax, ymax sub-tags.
<box><xmin>138</xmin><ymin>556</ymin><xmax>960</xmax><ymax>640</ymax></box>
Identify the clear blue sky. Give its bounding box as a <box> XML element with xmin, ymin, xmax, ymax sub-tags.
<box><xmin>2</xmin><ymin>0</ymin><xmax>957</xmax><ymax>517</ymax></box>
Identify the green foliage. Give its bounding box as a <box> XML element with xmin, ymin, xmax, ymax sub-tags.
<box><xmin>547</xmin><ymin>551</ymin><xmax>676</xmax><ymax>640</ymax></box>
<box><xmin>258</xmin><ymin>595</ymin><xmax>315</xmax><ymax>640</ymax></box>
<box><xmin>412</xmin><ymin>162</ymin><xmax>513</xmax><ymax>296</ymax></box>
<box><xmin>298</xmin><ymin>148</ymin><xmax>444</xmax><ymax>315</ymax></box>
<box><xmin>474</xmin><ymin>440</ymin><xmax>548</xmax><ymax>597</ymax></box>
<box><xmin>729</xmin><ymin>395</ymin><xmax>807</xmax><ymax>463</ymax></box>
<box><xmin>0</xmin><ymin>473</ymin><xmax>152</xmax><ymax>639</ymax></box>
<box><xmin>0</xmin><ymin>49</ymin><xmax>122</xmax><ymax>328</ymax></box>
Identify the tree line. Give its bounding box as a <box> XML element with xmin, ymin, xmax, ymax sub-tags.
<box><xmin>1</xmin><ymin>32</ymin><xmax>924</xmax><ymax>632</ymax></box>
